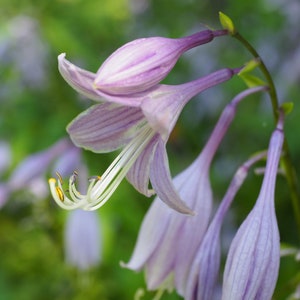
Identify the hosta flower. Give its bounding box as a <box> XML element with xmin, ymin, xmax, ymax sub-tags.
<box><xmin>122</xmin><ymin>87</ymin><xmax>265</xmax><ymax>296</ymax></box>
<box><xmin>59</xmin><ymin>29</ymin><xmax>227</xmax><ymax>96</ymax></box>
<box><xmin>222</xmin><ymin>114</ymin><xmax>284</xmax><ymax>300</ymax></box>
<box><xmin>49</xmin><ymin>67</ymin><xmax>239</xmax><ymax>214</ymax></box>
<box><xmin>0</xmin><ymin>138</ymin><xmax>73</xmax><ymax>207</ymax></box>
<box><xmin>184</xmin><ymin>87</ymin><xmax>267</xmax><ymax>300</ymax></box>
<box><xmin>65</xmin><ymin>209</ymin><xmax>101</xmax><ymax>270</ymax></box>
<box><xmin>185</xmin><ymin>151</ymin><xmax>265</xmax><ymax>300</ymax></box>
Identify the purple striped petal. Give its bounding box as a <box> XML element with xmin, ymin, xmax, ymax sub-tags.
<box><xmin>126</xmin><ymin>134</ymin><xmax>159</xmax><ymax>196</ymax></box>
<box><xmin>67</xmin><ymin>103</ymin><xmax>145</xmax><ymax>153</ymax></box>
<box><xmin>150</xmin><ymin>138</ymin><xmax>194</xmax><ymax>215</ymax></box>
<box><xmin>121</xmin><ymin>198</ymin><xmax>173</xmax><ymax>272</ymax></box>
<box><xmin>124</xmin><ymin>152</ymin><xmax>213</xmax><ymax>291</ymax></box>
<box><xmin>59</xmin><ymin>53</ymin><xmax>149</xmax><ymax>107</ymax></box>
<box><xmin>58</xmin><ymin>53</ymin><xmax>103</xmax><ymax>101</ymax></box>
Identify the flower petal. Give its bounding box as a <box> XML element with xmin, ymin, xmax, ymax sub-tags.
<box><xmin>149</xmin><ymin>138</ymin><xmax>194</xmax><ymax>215</ymax></box>
<box><xmin>59</xmin><ymin>53</ymin><xmax>151</xmax><ymax>107</ymax></box>
<box><xmin>67</xmin><ymin>103</ymin><xmax>145</xmax><ymax>152</ymax></box>
<box><xmin>126</xmin><ymin>134</ymin><xmax>159</xmax><ymax>196</ymax></box>
<box><xmin>58</xmin><ymin>53</ymin><xmax>104</xmax><ymax>101</ymax></box>
<box><xmin>173</xmin><ymin>169</ymin><xmax>212</xmax><ymax>295</ymax></box>
<box><xmin>121</xmin><ymin>198</ymin><xmax>173</xmax><ymax>271</ymax></box>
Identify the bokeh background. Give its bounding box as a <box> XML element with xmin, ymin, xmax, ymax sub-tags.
<box><xmin>0</xmin><ymin>0</ymin><xmax>300</xmax><ymax>299</ymax></box>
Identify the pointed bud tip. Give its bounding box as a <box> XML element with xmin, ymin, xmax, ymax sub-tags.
<box><xmin>219</xmin><ymin>12</ymin><xmax>236</xmax><ymax>35</ymax></box>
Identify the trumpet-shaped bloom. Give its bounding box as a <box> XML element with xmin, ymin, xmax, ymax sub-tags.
<box><xmin>59</xmin><ymin>29</ymin><xmax>227</xmax><ymax>96</ymax></box>
<box><xmin>185</xmin><ymin>152</ymin><xmax>265</xmax><ymax>300</ymax></box>
<box><xmin>49</xmin><ymin>67</ymin><xmax>239</xmax><ymax>214</ymax></box>
<box><xmin>65</xmin><ymin>209</ymin><xmax>101</xmax><ymax>270</ymax></box>
<box><xmin>222</xmin><ymin>115</ymin><xmax>284</xmax><ymax>300</ymax></box>
<box><xmin>184</xmin><ymin>87</ymin><xmax>267</xmax><ymax>300</ymax></box>
<box><xmin>121</xmin><ymin>88</ymin><xmax>263</xmax><ymax>295</ymax></box>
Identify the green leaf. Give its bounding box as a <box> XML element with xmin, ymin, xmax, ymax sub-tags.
<box><xmin>238</xmin><ymin>73</ymin><xmax>266</xmax><ymax>88</ymax></box>
<box><xmin>280</xmin><ymin>102</ymin><xmax>294</xmax><ymax>116</ymax></box>
<box><xmin>239</xmin><ymin>58</ymin><xmax>261</xmax><ymax>75</ymax></box>
<box><xmin>219</xmin><ymin>11</ymin><xmax>236</xmax><ymax>34</ymax></box>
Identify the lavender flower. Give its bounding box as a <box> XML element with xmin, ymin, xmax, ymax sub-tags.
<box><xmin>185</xmin><ymin>151</ymin><xmax>266</xmax><ymax>300</ymax></box>
<box><xmin>65</xmin><ymin>209</ymin><xmax>101</xmax><ymax>270</ymax></box>
<box><xmin>222</xmin><ymin>114</ymin><xmax>284</xmax><ymax>300</ymax></box>
<box><xmin>59</xmin><ymin>29</ymin><xmax>227</xmax><ymax>96</ymax></box>
<box><xmin>122</xmin><ymin>87</ymin><xmax>265</xmax><ymax>295</ymax></box>
<box><xmin>49</xmin><ymin>68</ymin><xmax>238</xmax><ymax>214</ymax></box>
<box><xmin>0</xmin><ymin>138</ymin><xmax>73</xmax><ymax>207</ymax></box>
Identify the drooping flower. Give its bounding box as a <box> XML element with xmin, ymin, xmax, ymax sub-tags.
<box><xmin>122</xmin><ymin>87</ymin><xmax>266</xmax><ymax>296</ymax></box>
<box><xmin>49</xmin><ymin>67</ymin><xmax>239</xmax><ymax>214</ymax></box>
<box><xmin>185</xmin><ymin>151</ymin><xmax>266</xmax><ymax>300</ymax></box>
<box><xmin>59</xmin><ymin>29</ymin><xmax>227</xmax><ymax>96</ymax></box>
<box><xmin>0</xmin><ymin>138</ymin><xmax>74</xmax><ymax>208</ymax></box>
<box><xmin>65</xmin><ymin>209</ymin><xmax>101</xmax><ymax>270</ymax></box>
<box><xmin>222</xmin><ymin>113</ymin><xmax>284</xmax><ymax>300</ymax></box>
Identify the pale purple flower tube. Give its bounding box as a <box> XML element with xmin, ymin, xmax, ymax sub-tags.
<box><xmin>222</xmin><ymin>114</ymin><xmax>284</xmax><ymax>300</ymax></box>
<box><xmin>59</xmin><ymin>29</ymin><xmax>227</xmax><ymax>97</ymax></box>
<box><xmin>65</xmin><ymin>209</ymin><xmax>101</xmax><ymax>270</ymax></box>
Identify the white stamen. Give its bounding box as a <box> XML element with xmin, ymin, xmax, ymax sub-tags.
<box><xmin>49</xmin><ymin>123</ymin><xmax>156</xmax><ymax>210</ymax></box>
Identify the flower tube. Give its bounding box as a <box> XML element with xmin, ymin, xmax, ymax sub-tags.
<box><xmin>222</xmin><ymin>112</ymin><xmax>284</xmax><ymax>300</ymax></box>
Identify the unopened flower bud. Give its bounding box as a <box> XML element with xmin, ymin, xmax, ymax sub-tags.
<box><xmin>94</xmin><ymin>29</ymin><xmax>226</xmax><ymax>95</ymax></box>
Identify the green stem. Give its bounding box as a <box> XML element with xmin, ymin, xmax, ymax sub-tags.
<box><xmin>233</xmin><ymin>33</ymin><xmax>278</xmax><ymax>118</ymax></box>
<box><xmin>233</xmin><ymin>32</ymin><xmax>300</xmax><ymax>240</ymax></box>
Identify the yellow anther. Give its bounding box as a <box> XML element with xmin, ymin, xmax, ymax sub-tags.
<box><xmin>88</xmin><ymin>175</ymin><xmax>102</xmax><ymax>182</ymax></box>
<box><xmin>56</xmin><ymin>172</ymin><xmax>64</xmax><ymax>185</ymax></box>
<box><xmin>55</xmin><ymin>186</ymin><xmax>65</xmax><ymax>202</ymax></box>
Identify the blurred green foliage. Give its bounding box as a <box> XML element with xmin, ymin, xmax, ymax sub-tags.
<box><xmin>0</xmin><ymin>0</ymin><xmax>300</xmax><ymax>299</ymax></box>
